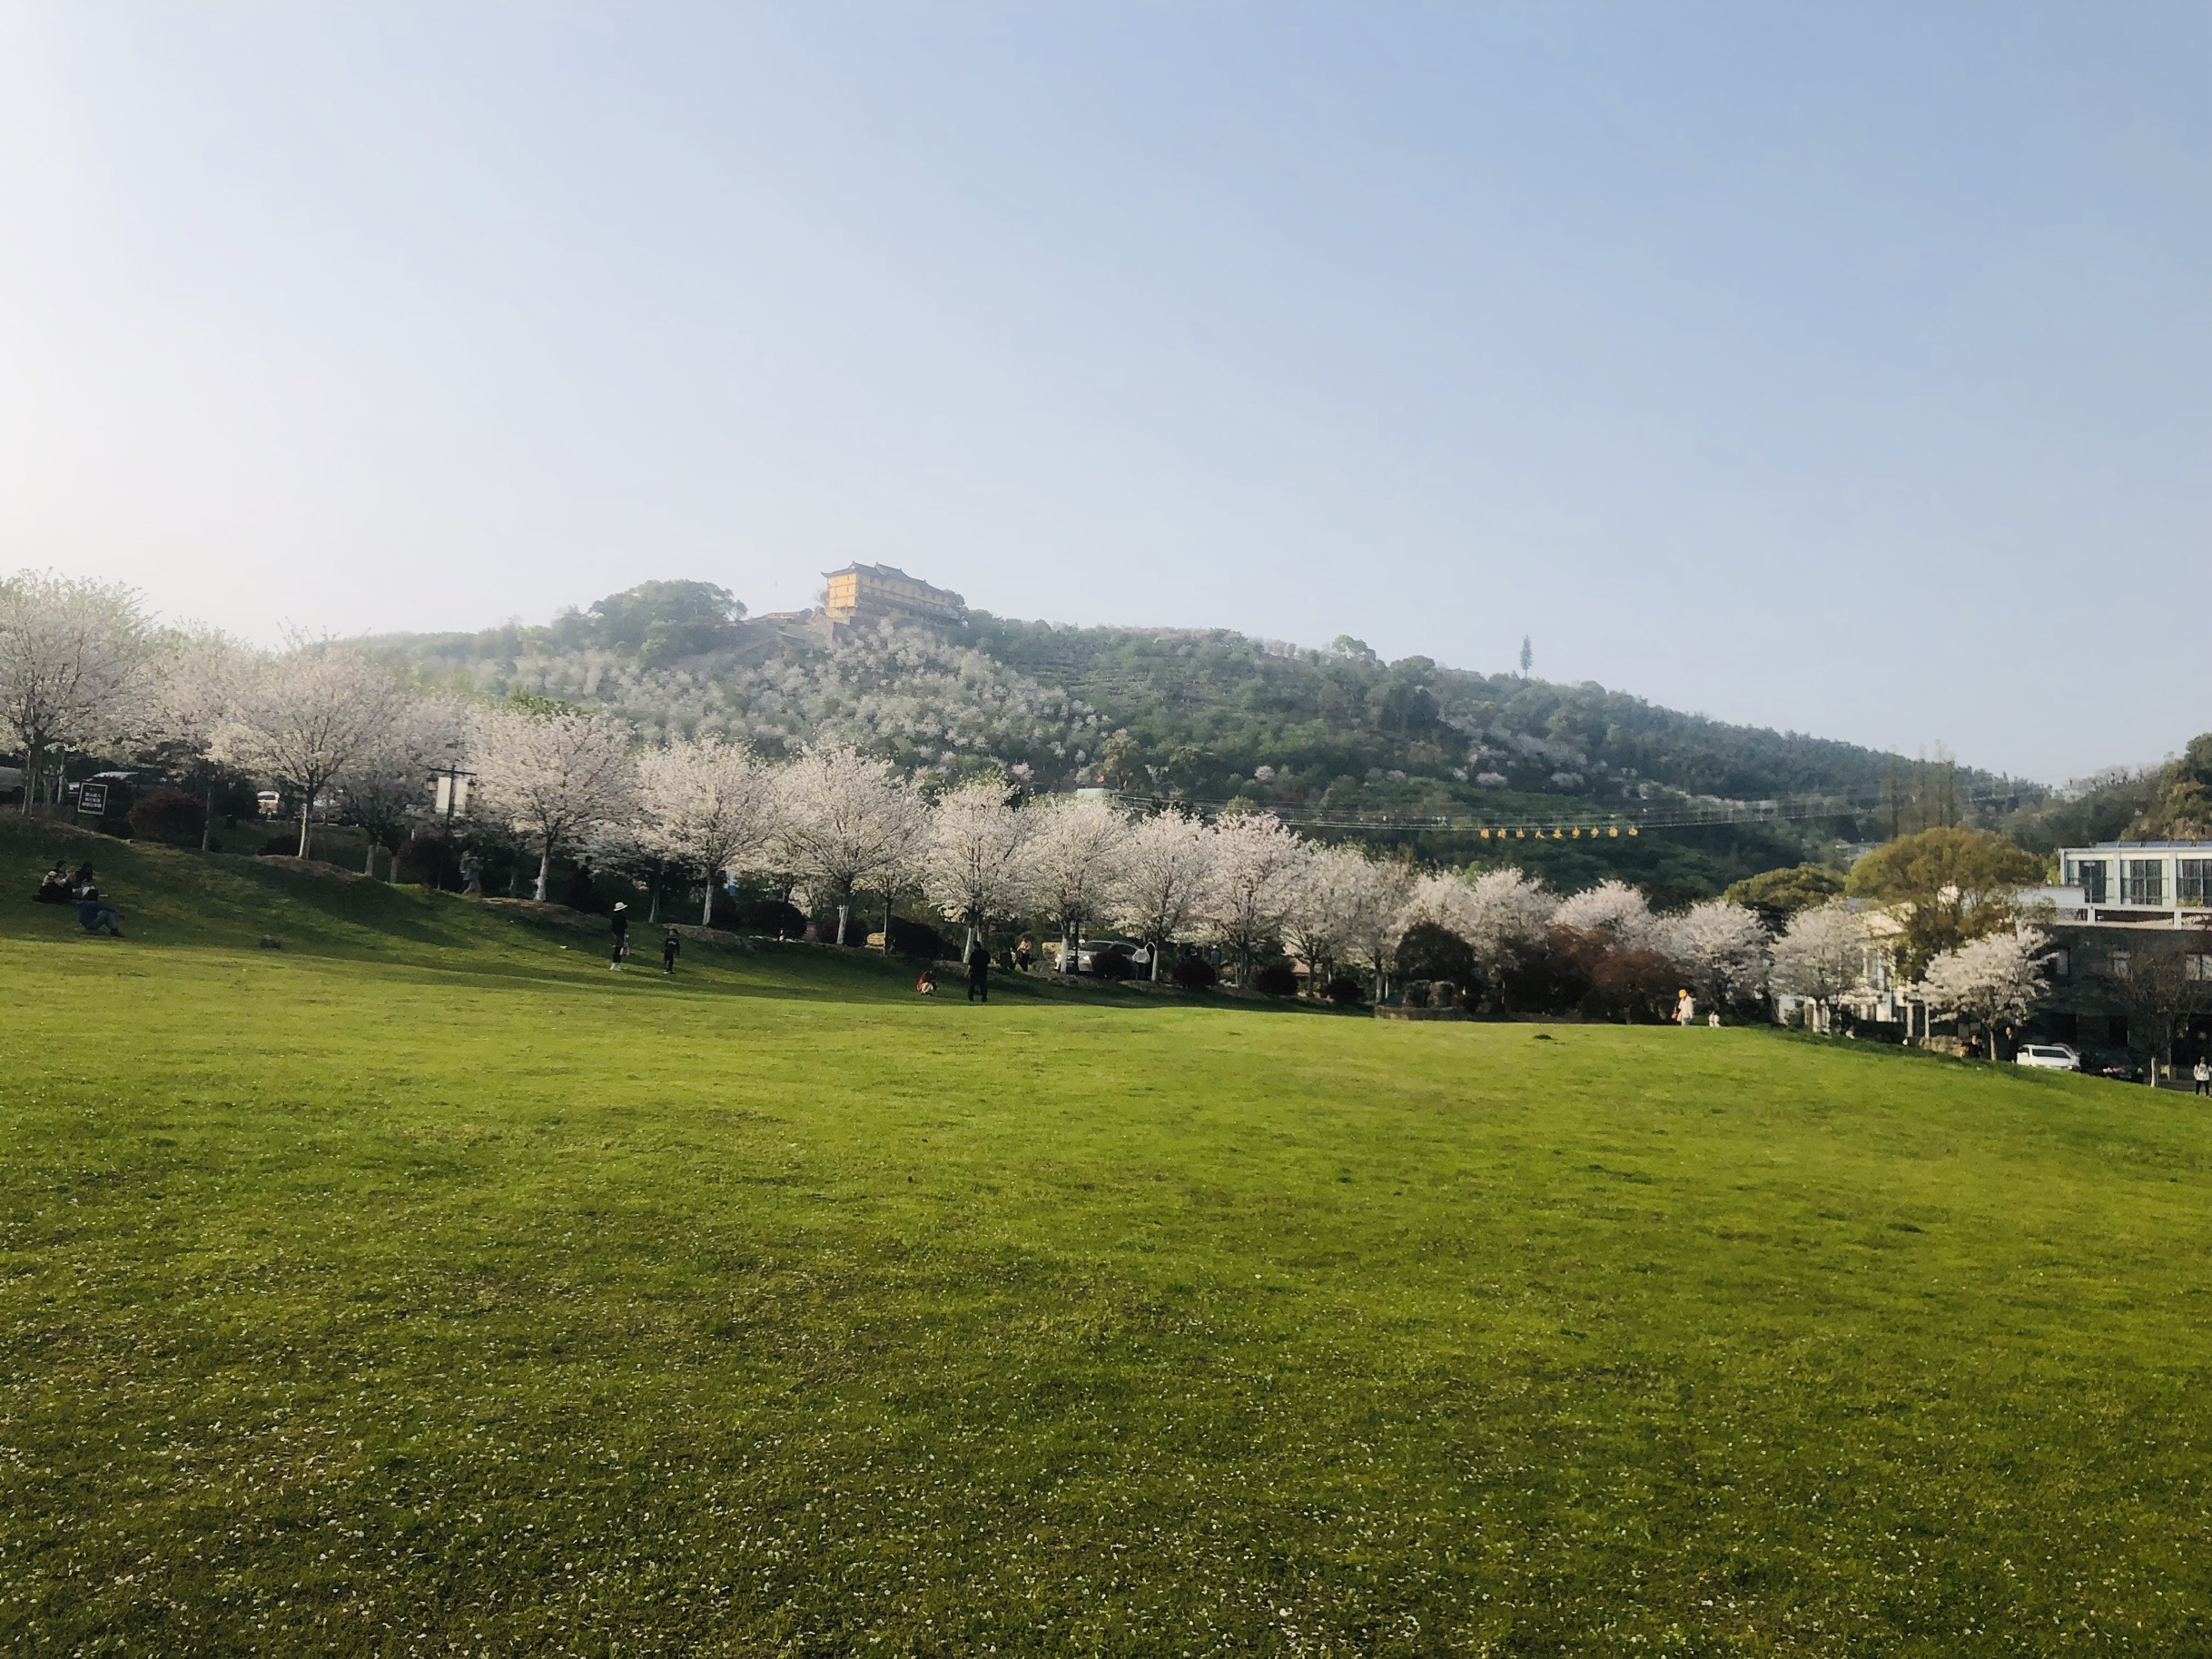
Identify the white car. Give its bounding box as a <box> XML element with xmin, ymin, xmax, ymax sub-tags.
<box><xmin>2014</xmin><ymin>1043</ymin><xmax>2082</xmax><ymax>1071</ymax></box>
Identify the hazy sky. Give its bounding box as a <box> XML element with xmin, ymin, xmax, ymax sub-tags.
<box><xmin>2</xmin><ymin>4</ymin><xmax>2204</xmax><ymax>780</ymax></box>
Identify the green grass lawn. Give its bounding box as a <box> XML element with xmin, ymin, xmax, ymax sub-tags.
<box><xmin>1</xmin><ymin>824</ymin><xmax>2207</xmax><ymax>1654</ymax></box>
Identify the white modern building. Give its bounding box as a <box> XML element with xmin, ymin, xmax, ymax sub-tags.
<box><xmin>2055</xmin><ymin>841</ymin><xmax>2212</xmax><ymax>927</ymax></box>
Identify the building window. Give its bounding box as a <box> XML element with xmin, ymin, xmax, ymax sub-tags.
<box><xmin>2049</xmin><ymin>948</ymin><xmax>2069</xmax><ymax>978</ymax></box>
<box><xmin>2069</xmin><ymin>858</ymin><xmax>2109</xmax><ymax>904</ymax></box>
<box><xmin>2188</xmin><ymin>953</ymin><xmax>2212</xmax><ymax>983</ymax></box>
<box><xmin>2111</xmin><ymin>950</ymin><xmax>2131</xmax><ymax>980</ymax></box>
<box><xmin>2179</xmin><ymin>859</ymin><xmax>2210</xmax><ymax>907</ymax></box>
<box><xmin>2123</xmin><ymin>859</ymin><xmax>2164</xmax><ymax>906</ymax></box>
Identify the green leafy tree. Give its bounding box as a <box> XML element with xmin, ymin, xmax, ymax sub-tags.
<box><xmin>562</xmin><ymin>581</ymin><xmax>745</xmax><ymax>666</ymax></box>
<box><xmin>1100</xmin><ymin>731</ymin><xmax>1148</xmax><ymax>793</ymax></box>
<box><xmin>1847</xmin><ymin>827</ymin><xmax>2043</xmax><ymax>980</ymax></box>
<box><xmin>2132</xmin><ymin>733</ymin><xmax>2212</xmax><ymax>839</ymax></box>
<box><xmin>1723</xmin><ymin>864</ymin><xmax>1845</xmax><ymax>930</ymax></box>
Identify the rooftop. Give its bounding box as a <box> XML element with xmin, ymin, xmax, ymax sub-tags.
<box><xmin>2074</xmin><ymin>841</ymin><xmax>2212</xmax><ymax>852</ymax></box>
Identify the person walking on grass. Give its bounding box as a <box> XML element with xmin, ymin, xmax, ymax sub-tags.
<box><xmin>609</xmin><ymin>901</ymin><xmax>630</xmax><ymax>970</ymax></box>
<box><xmin>966</xmin><ymin>942</ymin><xmax>990</xmax><ymax>1003</ymax></box>
<box><xmin>2196</xmin><ymin>1057</ymin><xmax>2210</xmax><ymax>1098</ymax></box>
<box><xmin>662</xmin><ymin>929</ymin><xmax>681</xmax><ymax>975</ymax></box>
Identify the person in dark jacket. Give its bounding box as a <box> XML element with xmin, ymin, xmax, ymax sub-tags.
<box><xmin>661</xmin><ymin>929</ymin><xmax>681</xmax><ymax>974</ymax></box>
<box><xmin>966</xmin><ymin>943</ymin><xmax>990</xmax><ymax>1003</ymax></box>
<box><xmin>609</xmin><ymin>901</ymin><xmax>629</xmax><ymax>969</ymax></box>
<box><xmin>35</xmin><ymin>862</ymin><xmax>72</xmax><ymax>904</ymax></box>
<box><xmin>76</xmin><ymin>885</ymin><xmax>123</xmax><ymax>936</ymax></box>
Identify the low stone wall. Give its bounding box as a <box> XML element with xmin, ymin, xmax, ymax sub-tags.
<box><xmin>1374</xmin><ymin>1006</ymin><xmax>1473</xmax><ymax>1022</ymax></box>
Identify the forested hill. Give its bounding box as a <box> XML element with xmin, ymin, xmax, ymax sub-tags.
<box><xmin>376</xmin><ymin>579</ymin><xmax>2014</xmax><ymax>808</ymax></box>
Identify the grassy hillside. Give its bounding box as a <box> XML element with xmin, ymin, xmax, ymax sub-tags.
<box><xmin>2</xmin><ymin>823</ymin><xmax>2205</xmax><ymax>1654</ymax></box>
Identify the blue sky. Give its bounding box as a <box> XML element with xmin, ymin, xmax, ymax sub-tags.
<box><xmin>1</xmin><ymin>4</ymin><xmax>2203</xmax><ymax>779</ymax></box>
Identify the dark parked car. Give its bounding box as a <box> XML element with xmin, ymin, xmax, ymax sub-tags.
<box><xmin>2087</xmin><ymin>1049</ymin><xmax>2142</xmax><ymax>1083</ymax></box>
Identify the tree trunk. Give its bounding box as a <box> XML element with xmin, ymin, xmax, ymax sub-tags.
<box><xmin>297</xmin><ymin>797</ymin><xmax>313</xmax><ymax>860</ymax></box>
<box><xmin>363</xmin><ymin>840</ymin><xmax>377</xmax><ymax>876</ymax></box>
<box><xmin>647</xmin><ymin>862</ymin><xmax>662</xmax><ymax>923</ymax></box>
<box><xmin>1150</xmin><ymin>937</ymin><xmax>1162</xmax><ymax>982</ymax></box>
<box><xmin>200</xmin><ymin>787</ymin><xmax>214</xmax><ymax>852</ymax></box>
<box><xmin>880</xmin><ymin>891</ymin><xmax>893</xmax><ymax>953</ymax></box>
<box><xmin>534</xmin><ymin>844</ymin><xmax>552</xmax><ymax>902</ymax></box>
<box><xmin>702</xmin><ymin>876</ymin><xmax>716</xmax><ymax>929</ymax></box>
<box><xmin>835</xmin><ymin>903</ymin><xmax>850</xmax><ymax>946</ymax></box>
<box><xmin>17</xmin><ymin>739</ymin><xmax>41</xmax><ymax>815</ymax></box>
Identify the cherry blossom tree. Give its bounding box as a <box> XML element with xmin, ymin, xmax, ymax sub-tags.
<box><xmin>1552</xmin><ymin>879</ymin><xmax>1660</xmax><ymax>952</ymax></box>
<box><xmin>1111</xmin><ymin>808</ymin><xmax>1218</xmax><ymax>982</ymax></box>
<box><xmin>923</xmin><ymin>775</ymin><xmax>1036</xmax><ymax>959</ymax></box>
<box><xmin>773</xmin><ymin>746</ymin><xmax>927</xmax><ymax>944</ymax></box>
<box><xmin>340</xmin><ymin>692</ymin><xmax>469</xmax><ymax>874</ymax></box>
<box><xmin>1664</xmin><ymin>899</ymin><xmax>1771</xmax><ymax>1014</ymax></box>
<box><xmin>1204</xmin><ymin>810</ymin><xmax>1304</xmax><ymax>987</ymax></box>
<box><xmin>636</xmin><ymin>735</ymin><xmax>780</xmax><ymax>925</ymax></box>
<box><xmin>0</xmin><ymin>570</ymin><xmax>158</xmax><ymax>812</ymax></box>
<box><xmin>1281</xmin><ymin>843</ymin><xmax>1378</xmax><ymax>992</ymax></box>
<box><xmin>1024</xmin><ymin>794</ymin><xmax>1133</xmax><ymax>970</ymax></box>
<box><xmin>212</xmin><ymin>643</ymin><xmax>409</xmax><ymax>858</ymax></box>
<box><xmin>1458</xmin><ymin>868</ymin><xmax>1557</xmax><ymax>959</ymax></box>
<box><xmin>148</xmin><ymin>627</ymin><xmax>256</xmax><ymax>849</ymax></box>
<box><xmin>469</xmin><ymin>704</ymin><xmax>637</xmax><ymax>900</ymax></box>
<box><xmin>1343</xmin><ymin>854</ymin><xmax>1416</xmax><ymax>1002</ymax></box>
<box><xmin>1919</xmin><ymin>928</ymin><xmax>2051</xmax><ymax>1060</ymax></box>
<box><xmin>1393</xmin><ymin>866</ymin><xmax>1555</xmax><ymax>997</ymax></box>
<box><xmin>1769</xmin><ymin>902</ymin><xmax>1871</xmax><ymax>1032</ymax></box>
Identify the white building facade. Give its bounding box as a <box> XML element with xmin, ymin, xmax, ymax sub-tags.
<box><xmin>2055</xmin><ymin>841</ymin><xmax>2212</xmax><ymax>926</ymax></box>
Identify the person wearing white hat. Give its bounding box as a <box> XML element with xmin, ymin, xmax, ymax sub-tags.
<box><xmin>609</xmin><ymin>902</ymin><xmax>630</xmax><ymax>970</ymax></box>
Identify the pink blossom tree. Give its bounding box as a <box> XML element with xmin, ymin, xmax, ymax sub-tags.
<box><xmin>1024</xmin><ymin>795</ymin><xmax>1133</xmax><ymax>970</ymax></box>
<box><xmin>212</xmin><ymin>643</ymin><xmax>409</xmax><ymax>859</ymax></box>
<box><xmin>637</xmin><ymin>736</ymin><xmax>780</xmax><ymax>925</ymax></box>
<box><xmin>1111</xmin><ymin>808</ymin><xmax>1218</xmax><ymax>982</ymax></box>
<box><xmin>772</xmin><ymin>746</ymin><xmax>926</xmax><ymax>945</ymax></box>
<box><xmin>923</xmin><ymin>775</ymin><xmax>1035</xmax><ymax>960</ymax></box>
<box><xmin>469</xmin><ymin>705</ymin><xmax>637</xmax><ymax>901</ymax></box>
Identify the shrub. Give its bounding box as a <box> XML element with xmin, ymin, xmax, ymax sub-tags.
<box><xmin>746</xmin><ymin>900</ymin><xmax>808</xmax><ymax>939</ymax></box>
<box><xmin>1171</xmin><ymin>956</ymin><xmax>1218</xmax><ymax>992</ymax></box>
<box><xmin>1254</xmin><ymin>963</ymin><xmax>1299</xmax><ymax>996</ymax></box>
<box><xmin>885</xmin><ymin>916</ymin><xmax>950</xmax><ymax>960</ymax></box>
<box><xmin>1430</xmin><ymin>979</ymin><xmax>1459</xmax><ymax>1008</ymax></box>
<box><xmin>1584</xmin><ymin>948</ymin><xmax>1681</xmax><ymax>1023</ymax></box>
<box><xmin>1396</xmin><ymin>922</ymin><xmax>1478</xmax><ymax>987</ymax></box>
<box><xmin>1324</xmin><ymin>975</ymin><xmax>1368</xmax><ymax>1006</ymax></box>
<box><xmin>393</xmin><ymin>834</ymin><xmax>457</xmax><ymax>887</ymax></box>
<box><xmin>1403</xmin><ymin>981</ymin><xmax>1431</xmax><ymax>1009</ymax></box>
<box><xmin>127</xmin><ymin>788</ymin><xmax>205</xmax><ymax>844</ymax></box>
<box><xmin>1091</xmin><ymin>950</ymin><xmax>1135</xmax><ymax>981</ymax></box>
<box><xmin>259</xmin><ymin>834</ymin><xmax>299</xmax><ymax>857</ymax></box>
<box><xmin>1498</xmin><ymin>926</ymin><xmax>1599</xmax><ymax>1015</ymax></box>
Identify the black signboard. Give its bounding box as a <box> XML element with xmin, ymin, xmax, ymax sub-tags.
<box><xmin>75</xmin><ymin>782</ymin><xmax>109</xmax><ymax>816</ymax></box>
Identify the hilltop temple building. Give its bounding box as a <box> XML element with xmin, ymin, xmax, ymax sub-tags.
<box><xmin>821</xmin><ymin>564</ymin><xmax>964</xmax><ymax>627</ymax></box>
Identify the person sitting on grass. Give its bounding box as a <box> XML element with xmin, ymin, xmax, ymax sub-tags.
<box><xmin>75</xmin><ymin>884</ymin><xmax>123</xmax><ymax>937</ymax></box>
<box><xmin>35</xmin><ymin>861</ymin><xmax>73</xmax><ymax>904</ymax></box>
<box><xmin>916</xmin><ymin>966</ymin><xmax>938</xmax><ymax>996</ymax></box>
